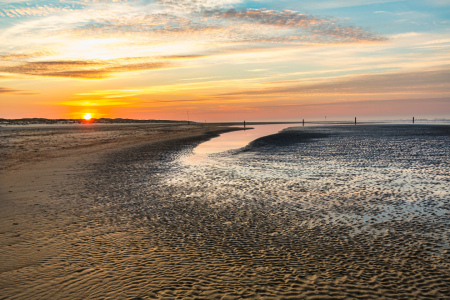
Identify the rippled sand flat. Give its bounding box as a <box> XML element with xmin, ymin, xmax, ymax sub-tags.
<box><xmin>1</xmin><ymin>124</ymin><xmax>449</xmax><ymax>299</ymax></box>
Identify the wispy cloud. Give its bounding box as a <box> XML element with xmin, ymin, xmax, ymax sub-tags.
<box><xmin>0</xmin><ymin>87</ymin><xmax>38</xmax><ymax>95</ymax></box>
<box><xmin>428</xmin><ymin>0</ymin><xmax>450</xmax><ymax>6</ymax></box>
<box><xmin>297</xmin><ymin>0</ymin><xmax>405</xmax><ymax>10</ymax></box>
<box><xmin>156</xmin><ymin>0</ymin><xmax>242</xmax><ymax>11</ymax></box>
<box><xmin>220</xmin><ymin>68</ymin><xmax>450</xmax><ymax>96</ymax></box>
<box><xmin>0</xmin><ymin>53</ymin><xmax>44</xmax><ymax>60</ymax></box>
<box><xmin>251</xmin><ymin>97</ymin><xmax>450</xmax><ymax>119</ymax></box>
<box><xmin>203</xmin><ymin>8</ymin><xmax>386</xmax><ymax>43</ymax></box>
<box><xmin>0</xmin><ymin>4</ymin><xmax>77</xmax><ymax>18</ymax></box>
<box><xmin>57</xmin><ymin>99</ymin><xmax>135</xmax><ymax>106</ymax></box>
<box><xmin>374</xmin><ymin>11</ymin><xmax>416</xmax><ymax>16</ymax></box>
<box><xmin>0</xmin><ymin>0</ymin><xmax>386</xmax><ymax>79</ymax></box>
<box><xmin>0</xmin><ymin>56</ymin><xmax>185</xmax><ymax>79</ymax></box>
<box><xmin>258</xmin><ymin>97</ymin><xmax>450</xmax><ymax>109</ymax></box>
<box><xmin>0</xmin><ymin>87</ymin><xmax>20</xmax><ymax>93</ymax></box>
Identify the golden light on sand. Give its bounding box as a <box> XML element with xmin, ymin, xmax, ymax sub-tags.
<box><xmin>83</xmin><ymin>113</ymin><xmax>92</xmax><ymax>120</ymax></box>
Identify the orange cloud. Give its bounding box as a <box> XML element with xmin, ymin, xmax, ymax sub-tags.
<box><xmin>0</xmin><ymin>87</ymin><xmax>39</xmax><ymax>95</ymax></box>
<box><xmin>0</xmin><ymin>57</ymin><xmax>177</xmax><ymax>79</ymax></box>
<box><xmin>58</xmin><ymin>99</ymin><xmax>135</xmax><ymax>106</ymax></box>
<box><xmin>220</xmin><ymin>68</ymin><xmax>450</xmax><ymax>97</ymax></box>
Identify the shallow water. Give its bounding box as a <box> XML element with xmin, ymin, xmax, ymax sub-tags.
<box><xmin>187</xmin><ymin>124</ymin><xmax>294</xmax><ymax>164</ymax></box>
<box><xmin>194</xmin><ymin>124</ymin><xmax>295</xmax><ymax>155</ymax></box>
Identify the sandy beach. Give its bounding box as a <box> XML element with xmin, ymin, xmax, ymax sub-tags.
<box><xmin>0</xmin><ymin>123</ymin><xmax>449</xmax><ymax>299</ymax></box>
<box><xmin>0</xmin><ymin>123</ymin><xmax>242</xmax><ymax>299</ymax></box>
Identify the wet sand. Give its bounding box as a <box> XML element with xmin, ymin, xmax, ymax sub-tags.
<box><xmin>0</xmin><ymin>123</ymin><xmax>240</xmax><ymax>299</ymax></box>
<box><xmin>0</xmin><ymin>124</ymin><xmax>449</xmax><ymax>299</ymax></box>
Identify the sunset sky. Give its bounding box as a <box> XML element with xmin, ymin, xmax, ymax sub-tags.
<box><xmin>1</xmin><ymin>0</ymin><xmax>449</xmax><ymax>121</ymax></box>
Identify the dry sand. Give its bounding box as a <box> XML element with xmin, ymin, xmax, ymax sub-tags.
<box><xmin>0</xmin><ymin>124</ymin><xmax>449</xmax><ymax>299</ymax></box>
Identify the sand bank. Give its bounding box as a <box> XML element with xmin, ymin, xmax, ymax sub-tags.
<box><xmin>0</xmin><ymin>123</ymin><xmax>243</xmax><ymax>170</ymax></box>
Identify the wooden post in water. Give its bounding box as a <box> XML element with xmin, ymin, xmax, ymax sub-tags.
<box><xmin>302</xmin><ymin>119</ymin><xmax>305</xmax><ymax>126</ymax></box>
<box><xmin>413</xmin><ymin>117</ymin><xmax>415</xmax><ymax>124</ymax></box>
<box><xmin>355</xmin><ymin>117</ymin><xmax>357</xmax><ymax>125</ymax></box>
<box><xmin>244</xmin><ymin>121</ymin><xmax>246</xmax><ymax>129</ymax></box>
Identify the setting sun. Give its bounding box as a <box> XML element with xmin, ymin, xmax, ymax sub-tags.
<box><xmin>83</xmin><ymin>113</ymin><xmax>92</xmax><ymax>120</ymax></box>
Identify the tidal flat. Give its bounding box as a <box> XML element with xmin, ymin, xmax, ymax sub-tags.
<box><xmin>1</xmin><ymin>124</ymin><xmax>449</xmax><ymax>299</ymax></box>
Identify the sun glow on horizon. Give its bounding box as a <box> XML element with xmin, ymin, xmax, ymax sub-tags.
<box><xmin>83</xmin><ymin>113</ymin><xmax>92</xmax><ymax>120</ymax></box>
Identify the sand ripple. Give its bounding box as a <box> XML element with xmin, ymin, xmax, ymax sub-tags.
<box><xmin>1</xmin><ymin>125</ymin><xmax>449</xmax><ymax>299</ymax></box>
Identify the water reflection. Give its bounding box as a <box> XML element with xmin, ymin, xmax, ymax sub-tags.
<box><xmin>185</xmin><ymin>124</ymin><xmax>295</xmax><ymax>164</ymax></box>
<box><xmin>196</xmin><ymin>124</ymin><xmax>295</xmax><ymax>154</ymax></box>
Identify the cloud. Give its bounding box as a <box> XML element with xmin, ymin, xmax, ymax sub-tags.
<box><xmin>57</xmin><ymin>99</ymin><xmax>134</xmax><ymax>106</ymax></box>
<box><xmin>0</xmin><ymin>87</ymin><xmax>38</xmax><ymax>95</ymax></box>
<box><xmin>0</xmin><ymin>0</ymin><xmax>413</xmax><ymax>18</ymax></box>
<box><xmin>0</xmin><ymin>53</ymin><xmax>41</xmax><ymax>60</ymax></box>
<box><xmin>0</xmin><ymin>57</ymin><xmax>178</xmax><ymax>79</ymax></box>
<box><xmin>156</xmin><ymin>0</ymin><xmax>242</xmax><ymax>11</ymax></box>
<box><xmin>204</xmin><ymin>8</ymin><xmax>386</xmax><ymax>43</ymax></box>
<box><xmin>0</xmin><ymin>4</ymin><xmax>77</xmax><ymax>18</ymax></box>
<box><xmin>374</xmin><ymin>11</ymin><xmax>415</xmax><ymax>16</ymax></box>
<box><xmin>0</xmin><ymin>87</ymin><xmax>20</xmax><ymax>93</ymax></box>
<box><xmin>220</xmin><ymin>68</ymin><xmax>450</xmax><ymax>96</ymax></box>
<box><xmin>253</xmin><ymin>97</ymin><xmax>450</xmax><ymax>118</ymax></box>
<box><xmin>427</xmin><ymin>0</ymin><xmax>450</xmax><ymax>6</ymax></box>
<box><xmin>262</xmin><ymin>97</ymin><xmax>450</xmax><ymax>108</ymax></box>
<box><xmin>297</xmin><ymin>0</ymin><xmax>405</xmax><ymax>10</ymax></box>
<box><xmin>0</xmin><ymin>0</ymin><xmax>386</xmax><ymax>79</ymax></box>
<box><xmin>55</xmin><ymin>6</ymin><xmax>383</xmax><ymax>46</ymax></box>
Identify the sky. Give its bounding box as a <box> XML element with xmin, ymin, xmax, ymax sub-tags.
<box><xmin>0</xmin><ymin>0</ymin><xmax>449</xmax><ymax>122</ymax></box>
